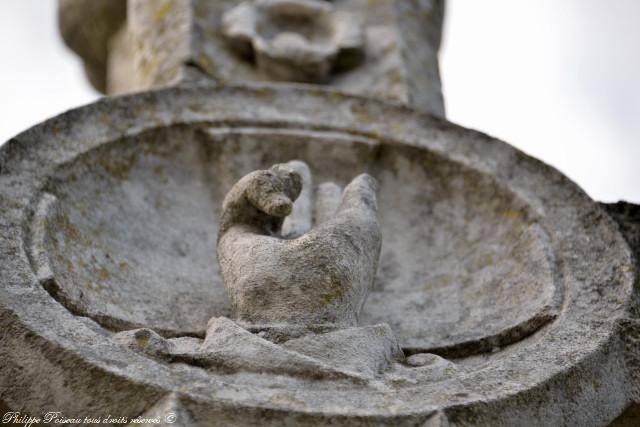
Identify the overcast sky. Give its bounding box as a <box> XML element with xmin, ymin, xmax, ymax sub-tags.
<box><xmin>1</xmin><ymin>1</ymin><xmax>638</xmax><ymax>202</ymax></box>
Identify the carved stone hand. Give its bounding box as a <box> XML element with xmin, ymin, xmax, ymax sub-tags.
<box><xmin>217</xmin><ymin>160</ymin><xmax>381</xmax><ymax>334</ymax></box>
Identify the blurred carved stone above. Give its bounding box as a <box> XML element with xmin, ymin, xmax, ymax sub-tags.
<box><xmin>222</xmin><ymin>0</ymin><xmax>366</xmax><ymax>82</ymax></box>
<box><xmin>57</xmin><ymin>0</ymin><xmax>445</xmax><ymax>116</ymax></box>
<box><xmin>58</xmin><ymin>0</ymin><xmax>126</xmax><ymax>92</ymax></box>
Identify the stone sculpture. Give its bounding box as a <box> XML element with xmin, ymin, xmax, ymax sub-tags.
<box><xmin>217</xmin><ymin>161</ymin><xmax>381</xmax><ymax>334</ymax></box>
<box><xmin>1</xmin><ymin>1</ymin><xmax>639</xmax><ymax>425</ymax></box>
<box><xmin>111</xmin><ymin>160</ymin><xmax>406</xmax><ymax>381</ymax></box>
<box><xmin>57</xmin><ymin>0</ymin><xmax>445</xmax><ymax>116</ymax></box>
<box><xmin>222</xmin><ymin>0</ymin><xmax>365</xmax><ymax>82</ymax></box>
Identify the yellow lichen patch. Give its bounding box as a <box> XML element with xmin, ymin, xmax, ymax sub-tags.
<box><xmin>97</xmin><ymin>267</ymin><xmax>111</xmax><ymax>282</ymax></box>
<box><xmin>424</xmin><ymin>274</ymin><xmax>452</xmax><ymax>291</ymax></box>
<box><xmin>140</xmin><ymin>54</ymin><xmax>160</xmax><ymax>82</ymax></box>
<box><xmin>135</xmin><ymin>333</ymin><xmax>150</xmax><ymax>349</ymax></box>
<box><xmin>186</xmin><ymin>103</ymin><xmax>222</xmax><ymax>115</ymax></box>
<box><xmin>152</xmin><ymin>165</ymin><xmax>165</xmax><ymax>176</ymax></box>
<box><xmin>98</xmin><ymin>152</ymin><xmax>137</xmax><ymax>181</ymax></box>
<box><xmin>253</xmin><ymin>88</ymin><xmax>276</xmax><ymax>102</ymax></box>
<box><xmin>65</xmin><ymin>258</ymin><xmax>75</xmax><ymax>273</ymax></box>
<box><xmin>268</xmin><ymin>394</ymin><xmax>307</xmax><ymax>409</ymax></box>
<box><xmin>55</xmin><ymin>214</ymin><xmax>81</xmax><ymax>242</ymax></box>
<box><xmin>154</xmin><ymin>0</ymin><xmax>175</xmax><ymax>21</ymax></box>
<box><xmin>154</xmin><ymin>196</ymin><xmax>167</xmax><ymax>210</ymax></box>
<box><xmin>50</xmin><ymin>122</ymin><xmax>64</xmax><ymax>136</ymax></box>
<box><xmin>471</xmin><ymin>253</ymin><xmax>494</xmax><ymax>271</ymax></box>
<box><xmin>350</xmin><ymin>102</ymin><xmax>373</xmax><ymax>124</ymax></box>
<box><xmin>316</xmin><ymin>279</ymin><xmax>346</xmax><ymax>310</ymax></box>
<box><xmin>501</xmin><ymin>210</ymin><xmax>525</xmax><ymax>221</ymax></box>
<box><xmin>388</xmin><ymin>68</ymin><xmax>404</xmax><ymax>86</ymax></box>
<box><xmin>197</xmin><ymin>54</ymin><xmax>215</xmax><ymax>73</ymax></box>
<box><xmin>367</xmin><ymin>0</ymin><xmax>390</xmax><ymax>8</ymax></box>
<box><xmin>326</xmin><ymin>91</ymin><xmax>349</xmax><ymax>104</ymax></box>
<box><xmin>387</xmin><ymin>122</ymin><xmax>405</xmax><ymax>137</ymax></box>
<box><xmin>96</xmin><ymin>112</ymin><xmax>114</xmax><ymax>128</ymax></box>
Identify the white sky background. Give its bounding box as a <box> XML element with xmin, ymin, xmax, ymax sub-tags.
<box><xmin>0</xmin><ymin>1</ymin><xmax>638</xmax><ymax>202</ymax></box>
<box><xmin>441</xmin><ymin>0</ymin><xmax>640</xmax><ymax>203</ymax></box>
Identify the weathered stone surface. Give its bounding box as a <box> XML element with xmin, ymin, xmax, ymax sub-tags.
<box><xmin>603</xmin><ymin>202</ymin><xmax>640</xmax><ymax>267</ymax></box>
<box><xmin>282</xmin><ymin>324</ymin><xmax>403</xmax><ymax>378</ymax></box>
<box><xmin>217</xmin><ymin>161</ymin><xmax>381</xmax><ymax>330</ymax></box>
<box><xmin>59</xmin><ymin>0</ymin><xmax>445</xmax><ymax>116</ymax></box>
<box><xmin>603</xmin><ymin>202</ymin><xmax>640</xmax><ymax>322</ymax></box>
<box><xmin>405</xmin><ymin>352</ymin><xmax>447</xmax><ymax>367</ymax></box>
<box><xmin>28</xmin><ymin>132</ymin><xmax>226</xmax><ymax>337</ymax></box>
<box><xmin>128</xmin><ymin>393</ymin><xmax>199</xmax><ymax>427</ymax></box>
<box><xmin>602</xmin><ymin>202</ymin><xmax>640</xmax><ymax>255</ymax></box>
<box><xmin>22</xmin><ymin>116</ymin><xmax>566</xmax><ymax>356</ymax></box>
<box><xmin>198</xmin><ymin>317</ymin><xmax>356</xmax><ymax>379</ymax></box>
<box><xmin>314</xmin><ymin>181</ymin><xmax>342</xmax><ymax>225</ymax></box>
<box><xmin>281</xmin><ymin>160</ymin><xmax>313</xmax><ymax>238</ymax></box>
<box><xmin>0</xmin><ymin>85</ymin><xmax>638</xmax><ymax>425</ymax></box>
<box><xmin>112</xmin><ymin>318</ymin><xmax>393</xmax><ymax>382</ymax></box>
<box><xmin>112</xmin><ymin>327</ymin><xmax>174</xmax><ymax>359</ymax></box>
<box><xmin>222</xmin><ymin>0</ymin><xmax>365</xmax><ymax>83</ymax></box>
<box><xmin>388</xmin><ymin>353</ymin><xmax>458</xmax><ymax>385</ymax></box>
<box><xmin>58</xmin><ymin>0</ymin><xmax>126</xmax><ymax>92</ymax></box>
<box><xmin>28</xmin><ymin>2</ymin><xmax>640</xmax><ymax>426</ymax></box>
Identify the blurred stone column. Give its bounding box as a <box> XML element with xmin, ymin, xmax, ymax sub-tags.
<box><xmin>58</xmin><ymin>0</ymin><xmax>446</xmax><ymax>117</ymax></box>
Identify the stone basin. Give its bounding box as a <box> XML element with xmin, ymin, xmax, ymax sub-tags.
<box><xmin>2</xmin><ymin>85</ymin><xmax>635</xmax><ymax>424</ymax></box>
<box><xmin>32</xmin><ymin>89</ymin><xmax>559</xmax><ymax>357</ymax></box>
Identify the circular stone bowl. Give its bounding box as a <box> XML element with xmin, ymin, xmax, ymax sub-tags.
<box><xmin>0</xmin><ymin>85</ymin><xmax>636</xmax><ymax>425</ymax></box>
<box><xmin>33</xmin><ymin>91</ymin><xmax>556</xmax><ymax>356</ymax></box>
